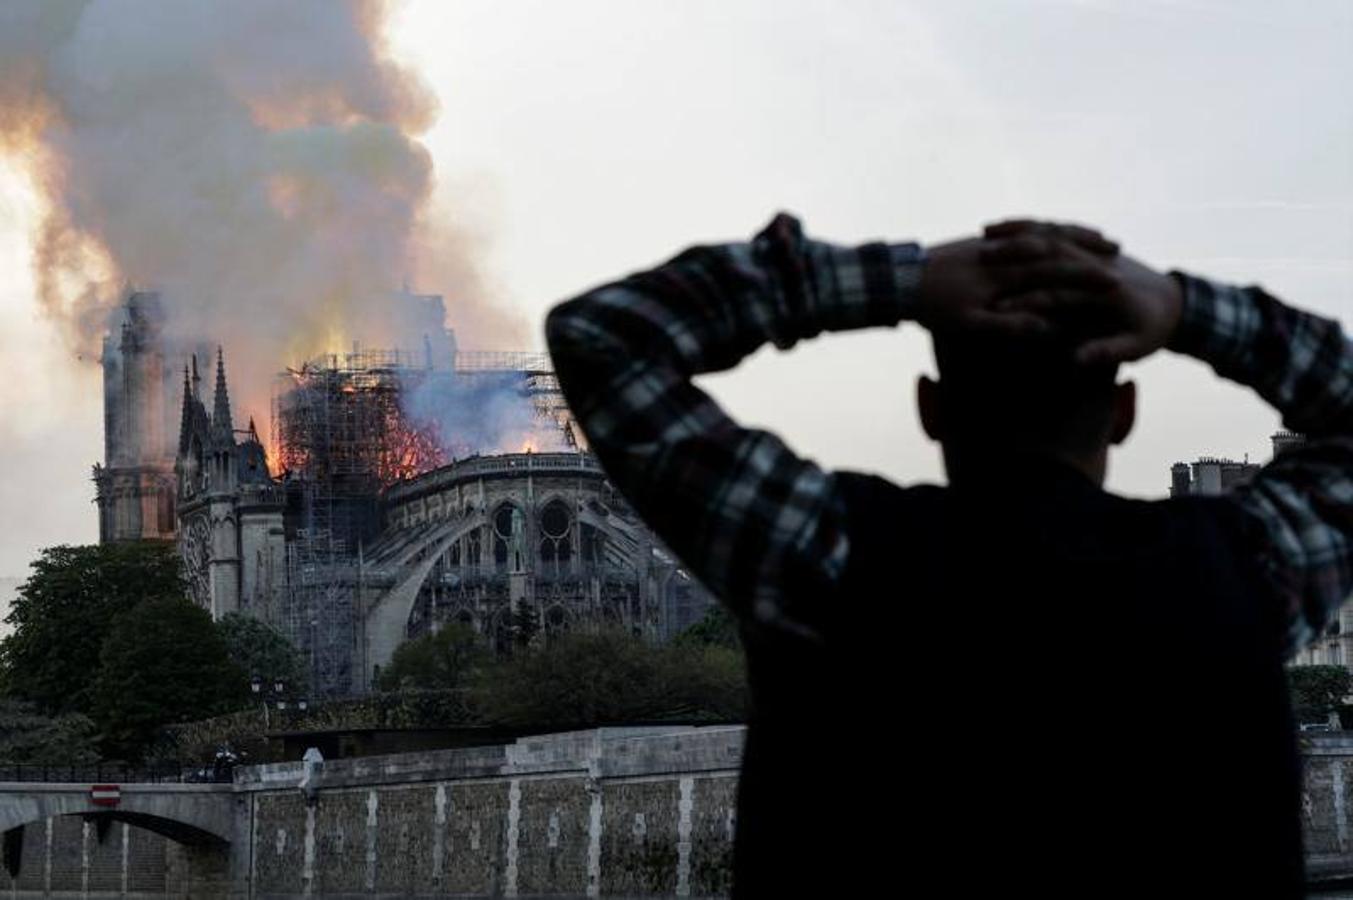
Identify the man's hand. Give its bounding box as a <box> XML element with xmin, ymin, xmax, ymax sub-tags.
<box><xmin>917</xmin><ymin>230</ymin><xmax>1117</xmax><ymax>338</ymax></box>
<box><xmin>982</xmin><ymin>219</ymin><xmax>1184</xmax><ymax>365</ymax></box>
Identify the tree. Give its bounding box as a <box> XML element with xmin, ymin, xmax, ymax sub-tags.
<box><xmin>473</xmin><ymin>629</ymin><xmax>747</xmax><ymax>728</ymax></box>
<box><xmin>0</xmin><ymin>699</ymin><xmax>99</xmax><ymax>765</ymax></box>
<box><xmin>215</xmin><ymin>613</ymin><xmax>309</xmax><ymax>695</ymax></box>
<box><xmin>0</xmin><ymin>543</ymin><xmax>185</xmax><ymax>715</ymax></box>
<box><xmin>1289</xmin><ymin>665</ymin><xmax>1353</xmax><ymax>723</ymax></box>
<box><xmin>675</xmin><ymin>605</ymin><xmax>741</xmax><ymax>650</ymax></box>
<box><xmin>512</xmin><ymin>602</ymin><xmax>540</xmax><ymax>650</ymax></box>
<box><xmin>92</xmin><ymin>595</ymin><xmax>247</xmax><ymax>760</ymax></box>
<box><xmin>378</xmin><ymin>623</ymin><xmax>487</xmax><ymax>691</ymax></box>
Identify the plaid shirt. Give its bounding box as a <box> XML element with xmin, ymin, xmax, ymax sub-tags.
<box><xmin>1170</xmin><ymin>273</ymin><xmax>1353</xmax><ymax>656</ymax></box>
<box><xmin>546</xmin><ymin>214</ymin><xmax>1353</xmax><ymax>655</ymax></box>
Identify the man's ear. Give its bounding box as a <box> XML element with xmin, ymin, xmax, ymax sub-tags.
<box><xmin>1109</xmin><ymin>380</ymin><xmax>1136</xmax><ymax>446</ymax></box>
<box><xmin>918</xmin><ymin>376</ymin><xmax>944</xmax><ymax>442</ymax></box>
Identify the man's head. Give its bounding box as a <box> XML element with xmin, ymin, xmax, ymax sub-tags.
<box><xmin>918</xmin><ymin>331</ymin><xmax>1135</xmax><ymax>485</ymax></box>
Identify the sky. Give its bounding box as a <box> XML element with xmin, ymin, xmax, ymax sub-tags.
<box><xmin>0</xmin><ymin>0</ymin><xmax>1350</xmax><ymax>578</ymax></box>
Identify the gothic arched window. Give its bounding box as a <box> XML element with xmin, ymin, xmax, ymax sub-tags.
<box><xmin>539</xmin><ymin>499</ymin><xmax>573</xmax><ymax>573</ymax></box>
<box><xmin>493</xmin><ymin>503</ymin><xmax>524</xmax><ymax>572</ymax></box>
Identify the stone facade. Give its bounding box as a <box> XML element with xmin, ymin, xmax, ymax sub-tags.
<box><xmin>1293</xmin><ymin>603</ymin><xmax>1353</xmax><ymax>670</ymax></box>
<box><xmin>94</xmin><ymin>292</ymin><xmax>179</xmax><ymax>544</ymax></box>
<box><xmin>175</xmin><ymin>350</ymin><xmax>286</xmax><ymax>620</ymax></box>
<box><xmin>359</xmin><ymin>453</ymin><xmax>714</xmax><ymax>690</ymax></box>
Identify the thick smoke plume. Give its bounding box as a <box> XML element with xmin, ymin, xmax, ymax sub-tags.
<box><xmin>0</xmin><ymin>0</ymin><xmax>518</xmax><ymax>427</ymax></box>
<box><xmin>402</xmin><ymin>370</ymin><xmax>573</xmax><ymax>460</ymax></box>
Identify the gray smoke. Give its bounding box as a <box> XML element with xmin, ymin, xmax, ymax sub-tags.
<box><xmin>401</xmin><ymin>370</ymin><xmax>572</xmax><ymax>459</ymax></box>
<box><xmin>0</xmin><ymin>0</ymin><xmax>518</xmax><ymax>425</ymax></box>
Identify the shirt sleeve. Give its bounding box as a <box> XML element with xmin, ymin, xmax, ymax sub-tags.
<box><xmin>545</xmin><ymin>213</ymin><xmax>925</xmax><ymax>641</ymax></box>
<box><xmin>1169</xmin><ymin>272</ymin><xmax>1353</xmax><ymax>656</ymax></box>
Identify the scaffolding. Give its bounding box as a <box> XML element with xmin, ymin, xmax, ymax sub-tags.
<box><xmin>274</xmin><ymin>352</ymin><xmax>447</xmax><ymax>487</ymax></box>
<box><xmin>270</xmin><ymin>348</ymin><xmax>577</xmax><ymax>695</ymax></box>
<box><xmin>452</xmin><ymin>350</ymin><xmax>552</xmax><ymax>373</ymax></box>
<box><xmin>272</xmin><ymin>351</ymin><xmax>437</xmax><ymax>696</ymax></box>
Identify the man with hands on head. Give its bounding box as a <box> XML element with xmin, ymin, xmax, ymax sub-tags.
<box><xmin>546</xmin><ymin>213</ymin><xmax>1352</xmax><ymax>898</ymax></box>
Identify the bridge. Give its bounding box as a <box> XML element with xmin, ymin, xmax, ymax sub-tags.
<box><xmin>7</xmin><ymin>728</ymin><xmax>1353</xmax><ymax>897</ymax></box>
<box><xmin>0</xmin><ymin>779</ymin><xmax>242</xmax><ymax>896</ymax></box>
<box><xmin>0</xmin><ymin>781</ymin><xmax>236</xmax><ymax>847</ymax></box>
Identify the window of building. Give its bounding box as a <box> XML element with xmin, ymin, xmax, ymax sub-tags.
<box><xmin>539</xmin><ymin>499</ymin><xmax>573</xmax><ymax>572</ymax></box>
<box><xmin>493</xmin><ymin>504</ymin><xmax>523</xmax><ymax>572</ymax></box>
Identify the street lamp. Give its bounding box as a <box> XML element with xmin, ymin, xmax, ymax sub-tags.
<box><xmin>252</xmin><ymin>675</ymin><xmax>292</xmax><ymax>728</ymax></box>
<box><xmin>251</xmin><ymin>674</ymin><xmax>270</xmax><ymax>728</ymax></box>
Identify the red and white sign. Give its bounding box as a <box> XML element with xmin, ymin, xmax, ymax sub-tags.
<box><xmin>89</xmin><ymin>785</ymin><xmax>121</xmax><ymax>807</ymax></box>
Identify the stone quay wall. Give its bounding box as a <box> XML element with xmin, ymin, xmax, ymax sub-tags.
<box><xmin>240</xmin><ymin>725</ymin><xmax>743</xmax><ymax>898</ymax></box>
<box><xmin>14</xmin><ymin>728</ymin><xmax>1353</xmax><ymax>896</ymax></box>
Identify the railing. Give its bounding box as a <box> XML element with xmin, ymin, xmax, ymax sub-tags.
<box><xmin>0</xmin><ymin>761</ymin><xmax>231</xmax><ymax>784</ymax></box>
<box><xmin>386</xmin><ymin>452</ymin><xmax>604</xmax><ymax>504</ymax></box>
<box><xmin>454</xmin><ymin>350</ymin><xmax>552</xmax><ymax>372</ymax></box>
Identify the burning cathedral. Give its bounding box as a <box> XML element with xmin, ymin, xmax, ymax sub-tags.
<box><xmin>94</xmin><ymin>290</ymin><xmax>714</xmax><ymax>697</ymax></box>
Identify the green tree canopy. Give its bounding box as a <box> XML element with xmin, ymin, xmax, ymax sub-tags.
<box><xmin>1289</xmin><ymin>665</ymin><xmax>1353</xmax><ymax>722</ymax></box>
<box><xmin>215</xmin><ymin>613</ymin><xmax>309</xmax><ymax>696</ymax></box>
<box><xmin>0</xmin><ymin>543</ymin><xmax>186</xmax><ymax>715</ymax></box>
<box><xmin>378</xmin><ymin>623</ymin><xmax>488</xmax><ymax>692</ymax></box>
<box><xmin>675</xmin><ymin>605</ymin><xmax>741</xmax><ymax>650</ymax></box>
<box><xmin>472</xmin><ymin>629</ymin><xmax>746</xmax><ymax>729</ymax></box>
<box><xmin>93</xmin><ymin>594</ymin><xmax>247</xmax><ymax>760</ymax></box>
<box><xmin>0</xmin><ymin>699</ymin><xmax>99</xmax><ymax>765</ymax></box>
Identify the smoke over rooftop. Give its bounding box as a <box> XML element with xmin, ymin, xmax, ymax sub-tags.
<box><xmin>0</xmin><ymin>0</ymin><xmax>519</xmax><ymax>425</ymax></box>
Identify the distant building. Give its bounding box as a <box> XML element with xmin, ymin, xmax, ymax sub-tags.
<box><xmin>97</xmin><ymin>291</ymin><xmax>716</xmax><ymax>698</ymax></box>
<box><xmin>1168</xmin><ymin>431</ymin><xmax>1306</xmax><ymax>498</ymax></box>
<box><xmin>1293</xmin><ymin>608</ymin><xmax>1353</xmax><ymax>671</ymax></box>
<box><xmin>1169</xmin><ymin>458</ymin><xmax>1260</xmax><ymax>497</ymax></box>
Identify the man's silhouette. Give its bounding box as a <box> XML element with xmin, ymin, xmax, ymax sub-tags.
<box><xmin>546</xmin><ymin>215</ymin><xmax>1352</xmax><ymax>897</ymax></box>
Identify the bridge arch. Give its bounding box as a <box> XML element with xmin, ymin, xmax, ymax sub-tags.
<box><xmin>0</xmin><ymin>784</ymin><xmax>235</xmax><ymax>848</ymax></box>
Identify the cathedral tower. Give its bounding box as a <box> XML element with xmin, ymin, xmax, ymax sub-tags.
<box><xmin>93</xmin><ymin>292</ymin><xmax>179</xmax><ymax>542</ymax></box>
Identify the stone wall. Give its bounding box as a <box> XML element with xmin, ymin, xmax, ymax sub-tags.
<box><xmin>0</xmin><ymin>818</ymin><xmax>173</xmax><ymax>897</ymax></box>
<box><xmin>238</xmin><ymin>725</ymin><xmax>744</xmax><ymax>898</ymax></box>
<box><xmin>20</xmin><ymin>726</ymin><xmax>1353</xmax><ymax>896</ymax></box>
<box><xmin>1302</xmin><ymin>732</ymin><xmax>1353</xmax><ymax>884</ymax></box>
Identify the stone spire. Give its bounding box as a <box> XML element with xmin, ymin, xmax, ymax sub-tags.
<box><xmin>212</xmin><ymin>346</ymin><xmax>234</xmax><ymax>445</ymax></box>
<box><xmin>178</xmin><ymin>364</ymin><xmax>193</xmax><ymax>454</ymax></box>
<box><xmin>191</xmin><ymin>353</ymin><xmax>201</xmax><ymax>399</ymax></box>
